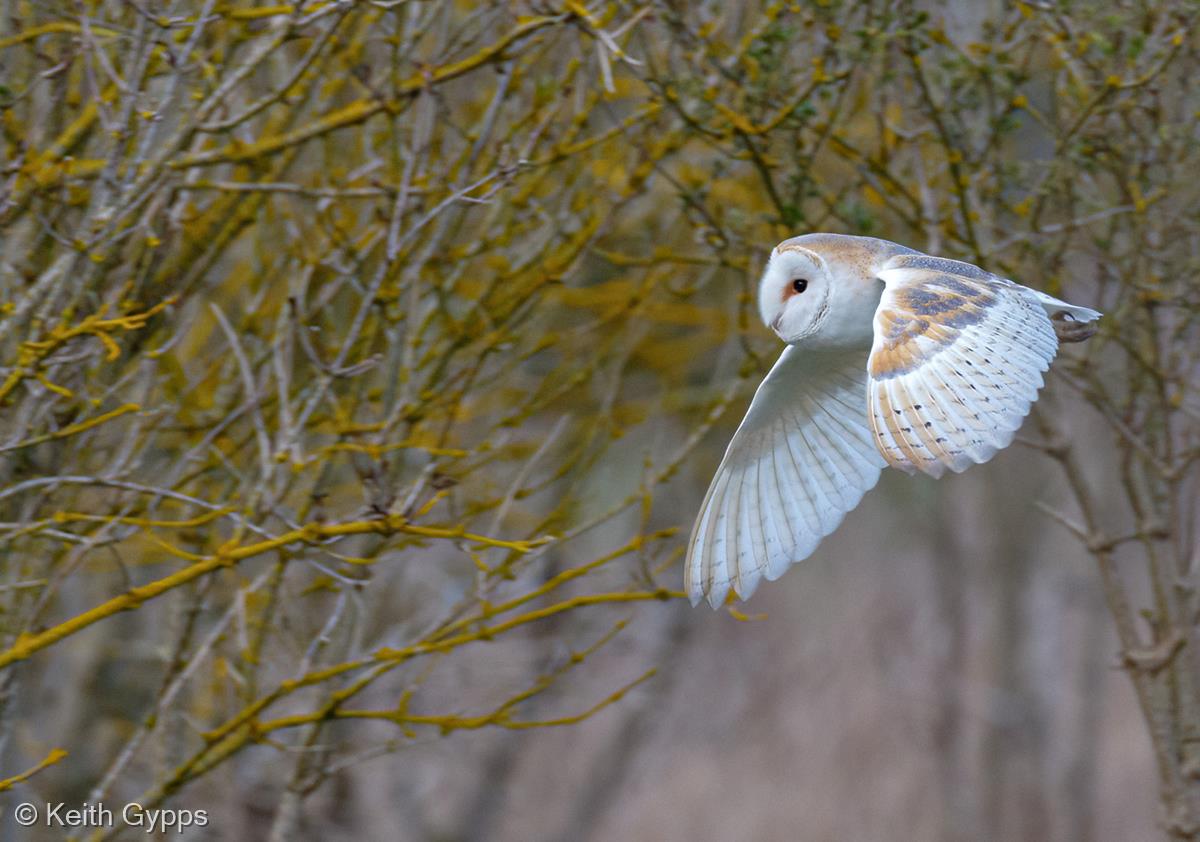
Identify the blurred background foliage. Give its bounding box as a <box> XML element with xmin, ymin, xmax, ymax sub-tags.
<box><xmin>1</xmin><ymin>1</ymin><xmax>1198</xmax><ymax>839</ymax></box>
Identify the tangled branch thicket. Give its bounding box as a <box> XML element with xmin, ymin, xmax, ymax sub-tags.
<box><xmin>1</xmin><ymin>1</ymin><xmax>1198</xmax><ymax>838</ymax></box>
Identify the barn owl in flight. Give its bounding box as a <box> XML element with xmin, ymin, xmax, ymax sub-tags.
<box><xmin>686</xmin><ymin>234</ymin><xmax>1100</xmax><ymax>608</ymax></box>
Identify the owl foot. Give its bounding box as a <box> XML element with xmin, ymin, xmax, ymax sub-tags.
<box><xmin>1051</xmin><ymin>311</ymin><xmax>1098</xmax><ymax>343</ymax></box>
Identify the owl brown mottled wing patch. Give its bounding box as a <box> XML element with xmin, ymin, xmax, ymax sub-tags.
<box><xmin>867</xmin><ymin>254</ymin><xmax>1059</xmax><ymax>478</ymax></box>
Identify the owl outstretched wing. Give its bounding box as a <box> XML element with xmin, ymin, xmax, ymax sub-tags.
<box><xmin>866</xmin><ymin>253</ymin><xmax>1075</xmax><ymax>477</ymax></box>
<box><xmin>686</xmin><ymin>346</ymin><xmax>886</xmax><ymax>608</ymax></box>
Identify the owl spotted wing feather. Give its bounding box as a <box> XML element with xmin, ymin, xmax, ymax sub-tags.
<box><xmin>867</xmin><ymin>254</ymin><xmax>1061</xmax><ymax>477</ymax></box>
<box><xmin>686</xmin><ymin>346</ymin><xmax>886</xmax><ymax>608</ymax></box>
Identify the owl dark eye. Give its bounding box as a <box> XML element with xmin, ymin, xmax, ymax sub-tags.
<box><xmin>792</xmin><ymin>278</ymin><xmax>809</xmax><ymax>294</ymax></box>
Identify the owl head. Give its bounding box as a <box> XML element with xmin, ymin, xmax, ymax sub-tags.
<box><xmin>757</xmin><ymin>244</ymin><xmax>831</xmax><ymax>344</ymax></box>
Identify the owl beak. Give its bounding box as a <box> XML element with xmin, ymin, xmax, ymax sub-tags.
<box><xmin>770</xmin><ymin>313</ymin><xmax>783</xmax><ymax>334</ymax></box>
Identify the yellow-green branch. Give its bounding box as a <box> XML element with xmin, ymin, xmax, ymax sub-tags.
<box><xmin>0</xmin><ymin>516</ymin><xmax>547</xmax><ymax>670</ymax></box>
<box><xmin>0</xmin><ymin>749</ymin><xmax>68</xmax><ymax>792</ymax></box>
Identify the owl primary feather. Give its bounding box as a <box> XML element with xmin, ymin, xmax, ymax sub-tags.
<box><xmin>686</xmin><ymin>233</ymin><xmax>1101</xmax><ymax>608</ymax></box>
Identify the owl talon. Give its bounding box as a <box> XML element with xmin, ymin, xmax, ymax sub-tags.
<box><xmin>1051</xmin><ymin>311</ymin><xmax>1099</xmax><ymax>343</ymax></box>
